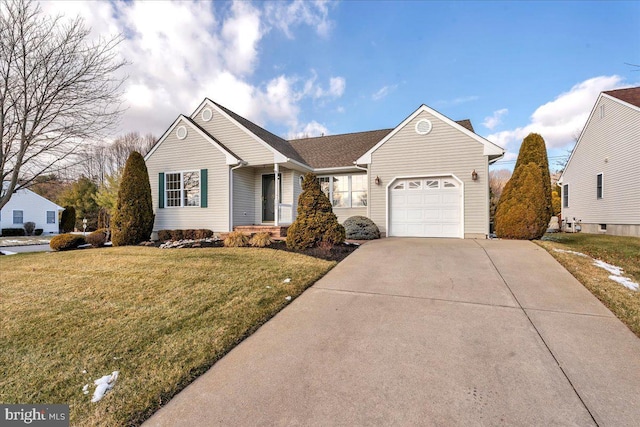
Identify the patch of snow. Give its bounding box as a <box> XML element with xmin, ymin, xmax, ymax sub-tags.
<box><xmin>285</xmin><ymin>296</ymin><xmax>292</xmax><ymax>301</ymax></box>
<box><xmin>266</xmin><ymin>286</ymin><xmax>271</xmax><ymax>289</ymax></box>
<box><xmin>77</xmin><ymin>243</ymin><xmax>92</xmax><ymax>249</ymax></box>
<box><xmin>608</xmin><ymin>275</ymin><xmax>639</xmax><ymax>291</ymax></box>
<box><xmin>0</xmin><ymin>250</ymin><xmax>17</xmax><ymax>255</ymax></box>
<box><xmin>82</xmin><ymin>384</ymin><xmax>89</xmax><ymax>395</ymax></box>
<box><xmin>82</xmin><ymin>369</ymin><xmax>87</xmax><ymax>374</ymax></box>
<box><xmin>104</xmin><ymin>242</ymin><xmax>113</xmax><ymax>246</ymax></box>
<box><xmin>593</xmin><ymin>259</ymin><xmax>623</xmax><ymax>276</ymax></box>
<box><xmin>553</xmin><ymin>248</ymin><xmax>588</xmax><ymax>257</ymax></box>
<box><xmin>91</xmin><ymin>371</ymin><xmax>119</xmax><ymax>403</ymax></box>
<box><xmin>283</xmin><ymin>278</ymin><xmax>291</xmax><ymax>283</ymax></box>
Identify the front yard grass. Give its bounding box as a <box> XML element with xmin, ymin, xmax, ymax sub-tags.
<box><xmin>536</xmin><ymin>233</ymin><xmax>640</xmax><ymax>338</ymax></box>
<box><xmin>0</xmin><ymin>246</ymin><xmax>335</xmax><ymax>426</ymax></box>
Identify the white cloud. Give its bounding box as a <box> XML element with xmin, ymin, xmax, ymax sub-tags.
<box><xmin>487</xmin><ymin>75</ymin><xmax>628</xmax><ymax>151</ymax></box>
<box><xmin>37</xmin><ymin>0</ymin><xmax>342</xmax><ymax>139</ymax></box>
<box><xmin>372</xmin><ymin>84</ymin><xmax>398</xmax><ymax>101</ymax></box>
<box><xmin>482</xmin><ymin>108</ymin><xmax>508</xmax><ymax>130</ymax></box>
<box><xmin>264</xmin><ymin>0</ymin><xmax>334</xmax><ymax>38</ymax></box>
<box><xmin>287</xmin><ymin>121</ymin><xmax>329</xmax><ymax>139</ymax></box>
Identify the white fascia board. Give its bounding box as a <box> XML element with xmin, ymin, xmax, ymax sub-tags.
<box><xmin>145</xmin><ymin>115</ymin><xmax>240</xmax><ymax>165</ymax></box>
<box><xmin>602</xmin><ymin>92</ymin><xmax>640</xmax><ymax>113</ymax></box>
<box><xmin>282</xmin><ymin>157</ymin><xmax>313</xmax><ymax>172</ymax></box>
<box><xmin>314</xmin><ymin>166</ymin><xmax>363</xmax><ymax>173</ymax></box>
<box><xmin>196</xmin><ymin>98</ymin><xmax>289</xmax><ymax>165</ymax></box>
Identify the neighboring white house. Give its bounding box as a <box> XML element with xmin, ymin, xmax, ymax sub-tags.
<box><xmin>559</xmin><ymin>86</ymin><xmax>640</xmax><ymax>237</ymax></box>
<box><xmin>0</xmin><ymin>187</ymin><xmax>64</xmax><ymax>235</ymax></box>
<box><xmin>144</xmin><ymin>99</ymin><xmax>504</xmax><ymax>239</ymax></box>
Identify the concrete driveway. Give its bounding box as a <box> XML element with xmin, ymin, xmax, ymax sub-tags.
<box><xmin>145</xmin><ymin>238</ymin><xmax>640</xmax><ymax>426</ymax></box>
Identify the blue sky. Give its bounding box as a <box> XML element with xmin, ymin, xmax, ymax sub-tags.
<box><xmin>43</xmin><ymin>0</ymin><xmax>640</xmax><ymax>170</ymax></box>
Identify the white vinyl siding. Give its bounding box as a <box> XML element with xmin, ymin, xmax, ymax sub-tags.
<box><xmin>193</xmin><ymin>104</ymin><xmax>275</xmax><ymax>165</ymax></box>
<box><xmin>232</xmin><ymin>167</ymin><xmax>255</xmax><ymax>226</ymax></box>
<box><xmin>0</xmin><ymin>189</ymin><xmax>61</xmax><ymax>234</ymax></box>
<box><xmin>146</xmin><ymin>124</ymin><xmax>229</xmax><ymax>232</ymax></box>
<box><xmin>562</xmin><ymin>95</ymin><xmax>640</xmax><ymax>231</ymax></box>
<box><xmin>369</xmin><ymin>110</ymin><xmax>488</xmax><ymax>237</ymax></box>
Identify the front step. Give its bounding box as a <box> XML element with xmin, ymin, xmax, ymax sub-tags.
<box><xmin>233</xmin><ymin>225</ymin><xmax>289</xmax><ymax>238</ymax></box>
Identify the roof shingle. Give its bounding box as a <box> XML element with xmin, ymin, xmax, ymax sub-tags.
<box><xmin>603</xmin><ymin>87</ymin><xmax>640</xmax><ymax>108</ymax></box>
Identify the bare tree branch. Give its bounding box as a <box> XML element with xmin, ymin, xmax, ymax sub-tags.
<box><xmin>0</xmin><ymin>0</ymin><xmax>126</xmax><ymax>208</ymax></box>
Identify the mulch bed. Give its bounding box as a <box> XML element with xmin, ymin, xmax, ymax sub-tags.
<box><xmin>142</xmin><ymin>239</ymin><xmax>359</xmax><ymax>262</ymax></box>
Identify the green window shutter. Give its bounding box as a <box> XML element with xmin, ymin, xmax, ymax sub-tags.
<box><xmin>200</xmin><ymin>169</ymin><xmax>208</xmax><ymax>208</ymax></box>
<box><xmin>158</xmin><ymin>173</ymin><xmax>165</xmax><ymax>209</ymax></box>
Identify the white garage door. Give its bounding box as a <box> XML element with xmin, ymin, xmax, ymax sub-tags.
<box><xmin>389</xmin><ymin>177</ymin><xmax>462</xmax><ymax>238</ymax></box>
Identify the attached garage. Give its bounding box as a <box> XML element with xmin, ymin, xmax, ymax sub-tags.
<box><xmin>388</xmin><ymin>176</ymin><xmax>463</xmax><ymax>238</ymax></box>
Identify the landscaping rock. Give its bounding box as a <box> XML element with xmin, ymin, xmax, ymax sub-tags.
<box><xmin>343</xmin><ymin>216</ymin><xmax>380</xmax><ymax>240</ymax></box>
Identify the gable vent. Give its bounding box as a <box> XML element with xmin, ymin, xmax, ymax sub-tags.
<box><xmin>415</xmin><ymin>119</ymin><xmax>432</xmax><ymax>135</ymax></box>
<box><xmin>176</xmin><ymin>125</ymin><xmax>188</xmax><ymax>140</ymax></box>
<box><xmin>202</xmin><ymin>108</ymin><xmax>213</xmax><ymax>122</ymax></box>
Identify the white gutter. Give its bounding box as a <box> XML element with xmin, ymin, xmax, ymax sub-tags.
<box><xmin>229</xmin><ymin>161</ymin><xmax>248</xmax><ymax>232</ymax></box>
<box><xmin>274</xmin><ymin>163</ymin><xmax>280</xmax><ymax>226</ymax></box>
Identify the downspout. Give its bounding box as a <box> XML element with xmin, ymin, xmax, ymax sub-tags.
<box><xmin>353</xmin><ymin>162</ymin><xmax>370</xmax><ymax>218</ymax></box>
<box><xmin>229</xmin><ymin>161</ymin><xmax>248</xmax><ymax>232</ymax></box>
<box><xmin>274</xmin><ymin>163</ymin><xmax>280</xmax><ymax>226</ymax></box>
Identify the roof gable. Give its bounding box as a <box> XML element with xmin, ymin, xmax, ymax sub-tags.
<box><xmin>193</xmin><ymin>99</ymin><xmax>310</xmax><ymax>167</ymax></box>
<box><xmin>603</xmin><ymin>86</ymin><xmax>640</xmax><ymax>110</ymax></box>
<box><xmin>144</xmin><ymin>115</ymin><xmax>240</xmax><ymax>165</ymax></box>
<box><xmin>560</xmin><ymin>88</ymin><xmax>640</xmax><ymax>183</ymax></box>
<box><xmin>356</xmin><ymin>104</ymin><xmax>504</xmax><ymax>164</ymax></box>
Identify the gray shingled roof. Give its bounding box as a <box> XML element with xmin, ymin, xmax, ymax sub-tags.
<box><xmin>209</xmin><ymin>100</ymin><xmax>478</xmax><ymax>169</ymax></box>
<box><xmin>289</xmin><ymin>129</ymin><xmax>393</xmax><ymax>168</ymax></box>
<box><xmin>211</xmin><ymin>100</ymin><xmax>308</xmax><ymax>165</ymax></box>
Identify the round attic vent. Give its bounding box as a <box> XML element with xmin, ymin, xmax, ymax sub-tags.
<box><xmin>176</xmin><ymin>125</ymin><xmax>188</xmax><ymax>140</ymax></box>
<box><xmin>415</xmin><ymin>119</ymin><xmax>432</xmax><ymax>135</ymax></box>
<box><xmin>201</xmin><ymin>108</ymin><xmax>213</xmax><ymax>122</ymax></box>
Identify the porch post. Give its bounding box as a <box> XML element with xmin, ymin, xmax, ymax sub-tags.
<box><xmin>274</xmin><ymin>163</ymin><xmax>280</xmax><ymax>226</ymax></box>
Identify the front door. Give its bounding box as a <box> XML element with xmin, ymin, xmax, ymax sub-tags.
<box><xmin>262</xmin><ymin>174</ymin><xmax>281</xmax><ymax>222</ymax></box>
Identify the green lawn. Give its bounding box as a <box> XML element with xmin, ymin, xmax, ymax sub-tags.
<box><xmin>537</xmin><ymin>233</ymin><xmax>640</xmax><ymax>338</ymax></box>
<box><xmin>0</xmin><ymin>246</ymin><xmax>335</xmax><ymax>426</ymax></box>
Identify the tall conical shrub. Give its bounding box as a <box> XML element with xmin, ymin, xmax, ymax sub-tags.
<box><xmin>286</xmin><ymin>173</ymin><xmax>345</xmax><ymax>250</ymax></box>
<box><xmin>60</xmin><ymin>206</ymin><xmax>76</xmax><ymax>233</ymax></box>
<box><xmin>111</xmin><ymin>151</ymin><xmax>154</xmax><ymax>246</ymax></box>
<box><xmin>495</xmin><ymin>162</ymin><xmax>549</xmax><ymax>239</ymax></box>
<box><xmin>512</xmin><ymin>133</ymin><xmax>553</xmax><ymax>220</ymax></box>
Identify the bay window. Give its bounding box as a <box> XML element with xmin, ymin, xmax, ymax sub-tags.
<box><xmin>318</xmin><ymin>174</ymin><xmax>367</xmax><ymax>208</ymax></box>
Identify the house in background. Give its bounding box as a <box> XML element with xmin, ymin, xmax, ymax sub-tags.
<box><xmin>144</xmin><ymin>99</ymin><xmax>504</xmax><ymax>239</ymax></box>
<box><xmin>0</xmin><ymin>186</ymin><xmax>64</xmax><ymax>234</ymax></box>
<box><xmin>559</xmin><ymin>86</ymin><xmax>640</xmax><ymax>237</ymax></box>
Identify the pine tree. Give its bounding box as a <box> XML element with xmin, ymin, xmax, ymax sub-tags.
<box><xmin>286</xmin><ymin>173</ymin><xmax>345</xmax><ymax>250</ymax></box>
<box><xmin>60</xmin><ymin>206</ymin><xmax>76</xmax><ymax>233</ymax></box>
<box><xmin>111</xmin><ymin>152</ymin><xmax>154</xmax><ymax>246</ymax></box>
<box><xmin>512</xmin><ymin>133</ymin><xmax>553</xmax><ymax>220</ymax></box>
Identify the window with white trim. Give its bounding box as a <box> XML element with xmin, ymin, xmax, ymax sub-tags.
<box><xmin>318</xmin><ymin>174</ymin><xmax>368</xmax><ymax>208</ymax></box>
<box><xmin>596</xmin><ymin>173</ymin><xmax>603</xmax><ymax>199</ymax></box>
<box><xmin>46</xmin><ymin>211</ymin><xmax>56</xmax><ymax>224</ymax></box>
<box><xmin>13</xmin><ymin>210</ymin><xmax>23</xmax><ymax>224</ymax></box>
<box><xmin>166</xmin><ymin>171</ymin><xmax>200</xmax><ymax>207</ymax></box>
<box><xmin>563</xmin><ymin>184</ymin><xmax>569</xmax><ymax>208</ymax></box>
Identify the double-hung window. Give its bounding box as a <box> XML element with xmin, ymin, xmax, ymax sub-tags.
<box><xmin>166</xmin><ymin>171</ymin><xmax>200</xmax><ymax>207</ymax></box>
<box><xmin>318</xmin><ymin>175</ymin><xmax>367</xmax><ymax>208</ymax></box>
<box><xmin>563</xmin><ymin>184</ymin><xmax>569</xmax><ymax>208</ymax></box>
<box><xmin>46</xmin><ymin>211</ymin><xmax>56</xmax><ymax>224</ymax></box>
<box><xmin>13</xmin><ymin>210</ymin><xmax>23</xmax><ymax>224</ymax></box>
<box><xmin>596</xmin><ymin>173</ymin><xmax>603</xmax><ymax>199</ymax></box>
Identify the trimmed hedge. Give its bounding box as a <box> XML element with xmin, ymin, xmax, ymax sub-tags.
<box><xmin>34</xmin><ymin>229</ymin><xmax>43</xmax><ymax>236</ymax></box>
<box><xmin>157</xmin><ymin>229</ymin><xmax>214</xmax><ymax>241</ymax></box>
<box><xmin>343</xmin><ymin>216</ymin><xmax>380</xmax><ymax>240</ymax></box>
<box><xmin>1</xmin><ymin>228</ymin><xmax>26</xmax><ymax>237</ymax></box>
<box><xmin>50</xmin><ymin>234</ymin><xmax>86</xmax><ymax>251</ymax></box>
<box><xmin>86</xmin><ymin>228</ymin><xmax>108</xmax><ymax>247</ymax></box>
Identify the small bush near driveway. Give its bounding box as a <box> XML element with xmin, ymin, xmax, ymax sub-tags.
<box><xmin>0</xmin><ymin>247</ymin><xmax>334</xmax><ymax>426</ymax></box>
<box><xmin>537</xmin><ymin>233</ymin><xmax>640</xmax><ymax>338</ymax></box>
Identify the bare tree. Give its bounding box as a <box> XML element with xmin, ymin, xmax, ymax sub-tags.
<box><xmin>489</xmin><ymin>169</ymin><xmax>512</xmax><ymax>220</ymax></box>
<box><xmin>0</xmin><ymin>0</ymin><xmax>126</xmax><ymax>209</ymax></box>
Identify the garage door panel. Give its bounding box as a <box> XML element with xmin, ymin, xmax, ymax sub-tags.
<box><xmin>389</xmin><ymin>177</ymin><xmax>462</xmax><ymax>238</ymax></box>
